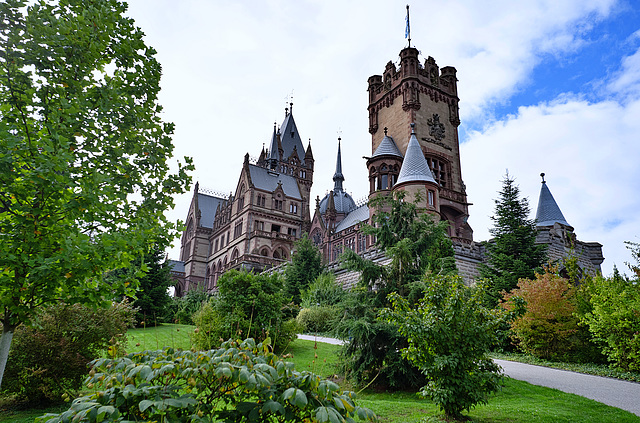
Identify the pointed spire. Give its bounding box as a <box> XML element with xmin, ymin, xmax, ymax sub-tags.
<box><xmin>305</xmin><ymin>138</ymin><xmax>314</xmax><ymax>160</ymax></box>
<box><xmin>396</xmin><ymin>123</ymin><xmax>436</xmax><ymax>185</ymax></box>
<box><xmin>267</xmin><ymin>123</ymin><xmax>279</xmax><ymax>169</ymax></box>
<box><xmin>333</xmin><ymin>137</ymin><xmax>345</xmax><ymax>192</ymax></box>
<box><xmin>536</xmin><ymin>173</ymin><xmax>570</xmax><ymax>227</ymax></box>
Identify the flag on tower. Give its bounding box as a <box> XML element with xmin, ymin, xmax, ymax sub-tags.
<box><xmin>405</xmin><ymin>5</ymin><xmax>410</xmax><ymax>40</ymax></box>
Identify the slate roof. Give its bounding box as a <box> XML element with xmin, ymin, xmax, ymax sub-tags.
<box><xmin>197</xmin><ymin>193</ymin><xmax>225</xmax><ymax>228</ymax></box>
<box><xmin>319</xmin><ymin>190</ymin><xmax>357</xmax><ymax>214</ymax></box>
<box><xmin>279</xmin><ymin>112</ymin><xmax>306</xmax><ymax>163</ymax></box>
<box><xmin>536</xmin><ymin>180</ymin><xmax>570</xmax><ymax>227</ymax></box>
<box><xmin>168</xmin><ymin>260</ymin><xmax>185</xmax><ymax>273</ymax></box>
<box><xmin>372</xmin><ymin>134</ymin><xmax>403</xmax><ymax>158</ymax></box>
<box><xmin>249</xmin><ymin>164</ymin><xmax>302</xmax><ymax>200</ymax></box>
<box><xmin>396</xmin><ymin>127</ymin><xmax>437</xmax><ymax>185</ymax></box>
<box><xmin>335</xmin><ymin>204</ymin><xmax>370</xmax><ymax>232</ymax></box>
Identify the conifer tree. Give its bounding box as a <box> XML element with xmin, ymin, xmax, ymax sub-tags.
<box><xmin>481</xmin><ymin>173</ymin><xmax>546</xmax><ymax>307</ymax></box>
<box><xmin>284</xmin><ymin>234</ymin><xmax>323</xmax><ymax>305</ymax></box>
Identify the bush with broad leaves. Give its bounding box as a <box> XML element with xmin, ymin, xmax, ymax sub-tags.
<box><xmin>38</xmin><ymin>338</ymin><xmax>377</xmax><ymax>423</ymax></box>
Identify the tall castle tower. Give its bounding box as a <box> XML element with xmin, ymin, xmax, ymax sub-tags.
<box><xmin>367</xmin><ymin>47</ymin><xmax>472</xmax><ymax>242</ymax></box>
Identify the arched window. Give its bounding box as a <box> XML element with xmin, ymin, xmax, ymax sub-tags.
<box><xmin>231</xmin><ymin>248</ymin><xmax>239</xmax><ymax>261</ymax></box>
<box><xmin>260</xmin><ymin>248</ymin><xmax>269</xmax><ymax>257</ymax></box>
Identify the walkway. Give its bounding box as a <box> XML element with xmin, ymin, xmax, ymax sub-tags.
<box><xmin>297</xmin><ymin>335</ymin><xmax>640</xmax><ymax>417</ymax></box>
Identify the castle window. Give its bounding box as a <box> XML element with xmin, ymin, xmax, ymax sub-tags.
<box><xmin>271</xmin><ymin>224</ymin><xmax>281</xmax><ymax>233</ymax></box>
<box><xmin>289</xmin><ymin>203</ymin><xmax>298</xmax><ymax>214</ymax></box>
<box><xmin>227</xmin><ymin>231</ymin><xmax>230</xmax><ymax>245</ymax></box>
<box><xmin>426</xmin><ymin>157</ymin><xmax>450</xmax><ymax>188</ymax></box>
<box><xmin>346</xmin><ymin>237</ymin><xmax>355</xmax><ymax>251</ymax></box>
<box><xmin>257</xmin><ymin>194</ymin><xmax>266</xmax><ymax>207</ymax></box>
<box><xmin>234</xmin><ymin>220</ymin><xmax>243</xmax><ymax>239</ymax></box>
<box><xmin>332</xmin><ymin>244</ymin><xmax>343</xmax><ymax>261</ymax></box>
<box><xmin>288</xmin><ymin>227</ymin><xmax>297</xmax><ymax>237</ymax></box>
<box><xmin>275</xmin><ymin>199</ymin><xmax>283</xmax><ymax>210</ymax></box>
<box><xmin>208</xmin><ymin>241</ymin><xmax>213</xmax><ymax>255</ymax></box>
<box><xmin>299</xmin><ymin>170</ymin><xmax>306</xmax><ymax>178</ymax></box>
<box><xmin>428</xmin><ymin>190</ymin><xmax>435</xmax><ymax>206</ymax></box>
<box><xmin>358</xmin><ymin>233</ymin><xmax>367</xmax><ymax>252</ymax></box>
<box><xmin>214</xmin><ymin>239</ymin><xmax>219</xmax><ymax>252</ymax></box>
<box><xmin>238</xmin><ymin>195</ymin><xmax>244</xmax><ymax>211</ymax></box>
<box><xmin>254</xmin><ymin>220</ymin><xmax>264</xmax><ymax>232</ymax></box>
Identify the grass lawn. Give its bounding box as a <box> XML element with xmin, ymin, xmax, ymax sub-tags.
<box><xmin>125</xmin><ymin>323</ymin><xmax>195</xmax><ymax>352</ymax></box>
<box><xmin>2</xmin><ymin>326</ymin><xmax>638</xmax><ymax>423</ymax></box>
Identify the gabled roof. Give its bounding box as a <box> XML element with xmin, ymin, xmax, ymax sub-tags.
<box><xmin>536</xmin><ymin>177</ymin><xmax>570</xmax><ymax>227</ymax></box>
<box><xmin>248</xmin><ymin>164</ymin><xmax>302</xmax><ymax>200</ymax></box>
<box><xmin>372</xmin><ymin>134</ymin><xmax>403</xmax><ymax>158</ymax></box>
<box><xmin>197</xmin><ymin>193</ymin><xmax>225</xmax><ymax>228</ymax></box>
<box><xmin>335</xmin><ymin>204</ymin><xmax>370</xmax><ymax>232</ymax></box>
<box><xmin>396</xmin><ymin>125</ymin><xmax>436</xmax><ymax>185</ymax></box>
<box><xmin>279</xmin><ymin>111</ymin><xmax>306</xmax><ymax>162</ymax></box>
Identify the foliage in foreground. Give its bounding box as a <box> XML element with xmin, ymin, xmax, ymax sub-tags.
<box><xmin>38</xmin><ymin>339</ymin><xmax>377</xmax><ymax>423</ymax></box>
<box><xmin>382</xmin><ymin>275</ymin><xmax>504</xmax><ymax>420</ymax></box>
<box><xmin>2</xmin><ymin>302</ymin><xmax>134</xmax><ymax>404</ymax></box>
<box><xmin>191</xmin><ymin>270</ymin><xmax>300</xmax><ymax>352</ymax></box>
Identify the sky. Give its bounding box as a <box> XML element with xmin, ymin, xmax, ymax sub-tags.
<box><xmin>123</xmin><ymin>0</ymin><xmax>640</xmax><ymax>277</ymax></box>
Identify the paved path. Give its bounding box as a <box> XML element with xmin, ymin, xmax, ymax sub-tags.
<box><xmin>298</xmin><ymin>335</ymin><xmax>640</xmax><ymax>417</ymax></box>
<box><xmin>495</xmin><ymin>359</ymin><xmax>640</xmax><ymax>417</ymax></box>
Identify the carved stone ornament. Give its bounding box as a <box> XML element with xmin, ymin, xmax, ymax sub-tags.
<box><xmin>428</xmin><ymin>113</ymin><xmax>445</xmax><ymax>140</ymax></box>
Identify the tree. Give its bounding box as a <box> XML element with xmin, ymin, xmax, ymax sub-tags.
<box><xmin>192</xmin><ymin>270</ymin><xmax>299</xmax><ymax>352</ymax></box>
<box><xmin>481</xmin><ymin>173</ymin><xmax>546</xmax><ymax>307</ymax></box>
<box><xmin>382</xmin><ymin>274</ymin><xmax>504</xmax><ymax>420</ymax></box>
<box><xmin>335</xmin><ymin>192</ymin><xmax>457</xmax><ymax>389</ymax></box>
<box><xmin>284</xmin><ymin>234</ymin><xmax>323</xmax><ymax>305</ymax></box>
<box><xmin>0</xmin><ymin>0</ymin><xmax>192</xmax><ymax>389</ymax></box>
<box><xmin>130</xmin><ymin>246</ymin><xmax>173</xmax><ymax>326</ymax></box>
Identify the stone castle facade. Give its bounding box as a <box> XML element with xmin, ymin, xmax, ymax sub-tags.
<box><xmin>172</xmin><ymin>42</ymin><xmax>604</xmax><ymax>295</ymax></box>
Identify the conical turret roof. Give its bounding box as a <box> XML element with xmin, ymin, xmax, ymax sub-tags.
<box><xmin>372</xmin><ymin>132</ymin><xmax>403</xmax><ymax>158</ymax></box>
<box><xmin>536</xmin><ymin>174</ymin><xmax>570</xmax><ymax>227</ymax></box>
<box><xmin>396</xmin><ymin>124</ymin><xmax>436</xmax><ymax>185</ymax></box>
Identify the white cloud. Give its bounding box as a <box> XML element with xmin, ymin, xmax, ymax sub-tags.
<box><xmin>120</xmin><ymin>0</ymin><xmax>638</xmax><ymax>274</ymax></box>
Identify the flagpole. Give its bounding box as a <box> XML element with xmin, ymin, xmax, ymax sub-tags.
<box><xmin>405</xmin><ymin>5</ymin><xmax>411</xmax><ymax>48</ymax></box>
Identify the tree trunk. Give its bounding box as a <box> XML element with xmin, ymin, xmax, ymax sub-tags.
<box><xmin>0</xmin><ymin>322</ymin><xmax>16</xmax><ymax>390</ymax></box>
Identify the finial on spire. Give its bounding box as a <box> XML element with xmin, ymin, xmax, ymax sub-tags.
<box><xmin>384</xmin><ymin>127</ymin><xmax>388</xmax><ymax>136</ymax></box>
<box><xmin>410</xmin><ymin>122</ymin><xmax>416</xmax><ymax>133</ymax></box>
<box><xmin>540</xmin><ymin>172</ymin><xmax>546</xmax><ymax>183</ymax></box>
<box><xmin>405</xmin><ymin>5</ymin><xmax>411</xmax><ymax>48</ymax></box>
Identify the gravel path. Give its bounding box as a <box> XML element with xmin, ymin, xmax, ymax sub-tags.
<box><xmin>297</xmin><ymin>335</ymin><xmax>640</xmax><ymax>416</ymax></box>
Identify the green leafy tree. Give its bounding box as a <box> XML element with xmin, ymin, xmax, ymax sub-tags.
<box><xmin>335</xmin><ymin>192</ymin><xmax>457</xmax><ymax>389</ymax></box>
<box><xmin>192</xmin><ymin>270</ymin><xmax>300</xmax><ymax>352</ymax></box>
<box><xmin>0</xmin><ymin>0</ymin><xmax>192</xmax><ymax>389</ymax></box>
<box><xmin>580</xmin><ymin>271</ymin><xmax>640</xmax><ymax>371</ymax></box>
<box><xmin>285</xmin><ymin>234</ymin><xmax>323</xmax><ymax>305</ymax></box>
<box><xmin>481</xmin><ymin>173</ymin><xmax>546</xmax><ymax>307</ymax></box>
<box><xmin>382</xmin><ymin>274</ymin><xmax>504</xmax><ymax>420</ymax></box>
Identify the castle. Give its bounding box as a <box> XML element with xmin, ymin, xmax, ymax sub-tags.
<box><xmin>172</xmin><ymin>42</ymin><xmax>604</xmax><ymax>296</ymax></box>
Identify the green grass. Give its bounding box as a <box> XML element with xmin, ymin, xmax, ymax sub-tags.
<box><xmin>358</xmin><ymin>378</ymin><xmax>640</xmax><ymax>422</ymax></box>
<box><xmin>2</xmin><ymin>329</ymin><xmax>639</xmax><ymax>423</ymax></box>
<box><xmin>125</xmin><ymin>323</ymin><xmax>195</xmax><ymax>352</ymax></box>
<box><xmin>281</xmin><ymin>339</ymin><xmax>341</xmax><ymax>379</ymax></box>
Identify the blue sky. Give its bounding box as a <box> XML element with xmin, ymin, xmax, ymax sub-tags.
<box><xmin>124</xmin><ymin>0</ymin><xmax>640</xmax><ymax>276</ymax></box>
